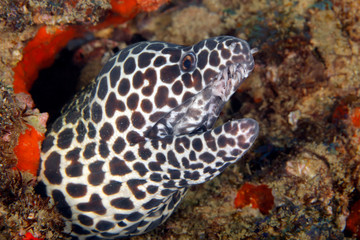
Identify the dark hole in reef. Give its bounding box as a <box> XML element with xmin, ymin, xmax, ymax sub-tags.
<box><xmin>128</xmin><ymin>33</ymin><xmax>147</xmax><ymax>45</ymax></box>
<box><xmin>344</xmin><ymin>189</ymin><xmax>360</xmax><ymax>237</ymax></box>
<box><xmin>30</xmin><ymin>48</ymin><xmax>81</xmax><ymax>125</ymax></box>
<box><xmin>29</xmin><ymin>33</ymin><xmax>149</xmax><ymax>127</ymax></box>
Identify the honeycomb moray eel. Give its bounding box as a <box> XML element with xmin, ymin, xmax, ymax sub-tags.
<box><xmin>36</xmin><ymin>36</ymin><xmax>259</xmax><ymax>239</ymax></box>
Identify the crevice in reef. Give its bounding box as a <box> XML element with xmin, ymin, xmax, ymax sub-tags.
<box><xmin>30</xmin><ymin>48</ymin><xmax>81</xmax><ymax>125</ymax></box>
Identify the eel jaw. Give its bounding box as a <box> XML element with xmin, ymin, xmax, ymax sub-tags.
<box><xmin>213</xmin><ymin>62</ymin><xmax>250</xmax><ymax>102</ymax></box>
<box><xmin>146</xmin><ymin>63</ymin><xmax>251</xmax><ymax>138</ymax></box>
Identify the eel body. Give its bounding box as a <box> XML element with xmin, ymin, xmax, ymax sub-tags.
<box><xmin>37</xmin><ymin>36</ymin><xmax>259</xmax><ymax>239</ymax></box>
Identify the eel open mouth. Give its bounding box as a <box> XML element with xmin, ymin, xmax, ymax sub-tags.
<box><xmin>146</xmin><ymin>62</ymin><xmax>252</xmax><ymax>138</ymax></box>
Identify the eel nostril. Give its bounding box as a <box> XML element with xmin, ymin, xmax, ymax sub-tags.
<box><xmin>251</xmin><ymin>48</ymin><xmax>259</xmax><ymax>55</ymax></box>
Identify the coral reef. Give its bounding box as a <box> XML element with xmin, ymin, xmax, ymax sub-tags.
<box><xmin>1</xmin><ymin>0</ymin><xmax>360</xmax><ymax>239</ymax></box>
<box><xmin>140</xmin><ymin>5</ymin><xmax>223</xmax><ymax>45</ymax></box>
<box><xmin>0</xmin><ymin>169</ymin><xmax>66</xmax><ymax>239</ymax></box>
<box><xmin>0</xmin><ymin>0</ymin><xmax>111</xmax><ymax>32</ymax></box>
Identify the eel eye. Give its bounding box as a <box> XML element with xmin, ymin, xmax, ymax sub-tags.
<box><xmin>181</xmin><ymin>52</ymin><xmax>196</xmax><ymax>72</ymax></box>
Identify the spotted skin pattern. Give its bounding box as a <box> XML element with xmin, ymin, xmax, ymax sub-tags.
<box><xmin>37</xmin><ymin>36</ymin><xmax>259</xmax><ymax>239</ymax></box>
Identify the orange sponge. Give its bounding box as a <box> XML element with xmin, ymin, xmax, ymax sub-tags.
<box><xmin>13</xmin><ymin>124</ymin><xmax>45</xmax><ymax>176</ymax></box>
<box><xmin>234</xmin><ymin>182</ymin><xmax>274</xmax><ymax>215</ymax></box>
<box><xmin>13</xmin><ymin>26</ymin><xmax>79</xmax><ymax>94</ymax></box>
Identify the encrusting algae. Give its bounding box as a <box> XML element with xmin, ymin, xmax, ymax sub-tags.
<box><xmin>1</xmin><ymin>0</ymin><xmax>360</xmax><ymax>239</ymax></box>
